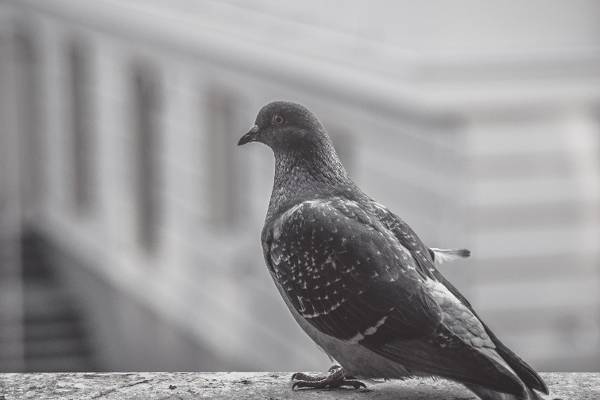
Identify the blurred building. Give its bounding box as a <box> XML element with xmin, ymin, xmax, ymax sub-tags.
<box><xmin>0</xmin><ymin>0</ymin><xmax>599</xmax><ymax>372</ymax></box>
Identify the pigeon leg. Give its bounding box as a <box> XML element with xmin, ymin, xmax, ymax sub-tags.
<box><xmin>291</xmin><ymin>365</ymin><xmax>367</xmax><ymax>390</ymax></box>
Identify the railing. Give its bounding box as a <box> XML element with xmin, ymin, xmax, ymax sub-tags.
<box><xmin>0</xmin><ymin>372</ymin><xmax>596</xmax><ymax>399</ymax></box>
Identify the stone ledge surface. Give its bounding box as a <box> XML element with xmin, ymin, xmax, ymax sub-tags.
<box><xmin>0</xmin><ymin>372</ymin><xmax>597</xmax><ymax>399</ymax></box>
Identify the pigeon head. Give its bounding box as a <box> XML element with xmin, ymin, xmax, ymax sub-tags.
<box><xmin>238</xmin><ymin>101</ymin><xmax>329</xmax><ymax>153</ymax></box>
<box><xmin>239</xmin><ymin>101</ymin><xmax>352</xmax><ymax>212</ymax></box>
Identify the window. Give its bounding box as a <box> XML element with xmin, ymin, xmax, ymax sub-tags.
<box><xmin>14</xmin><ymin>25</ymin><xmax>42</xmax><ymax>217</ymax></box>
<box><xmin>204</xmin><ymin>90</ymin><xmax>239</xmax><ymax>228</ymax></box>
<box><xmin>131</xmin><ymin>64</ymin><xmax>161</xmax><ymax>253</ymax></box>
<box><xmin>67</xmin><ymin>39</ymin><xmax>94</xmax><ymax>214</ymax></box>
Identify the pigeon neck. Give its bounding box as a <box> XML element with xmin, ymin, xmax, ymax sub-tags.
<box><xmin>267</xmin><ymin>144</ymin><xmax>350</xmax><ymax>220</ymax></box>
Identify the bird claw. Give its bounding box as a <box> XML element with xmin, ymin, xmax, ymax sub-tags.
<box><xmin>291</xmin><ymin>372</ymin><xmax>320</xmax><ymax>382</ymax></box>
<box><xmin>291</xmin><ymin>366</ymin><xmax>367</xmax><ymax>391</ymax></box>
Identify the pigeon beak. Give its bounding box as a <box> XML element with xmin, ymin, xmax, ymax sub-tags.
<box><xmin>238</xmin><ymin>125</ymin><xmax>260</xmax><ymax>146</ymax></box>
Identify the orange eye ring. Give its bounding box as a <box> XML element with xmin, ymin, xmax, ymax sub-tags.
<box><xmin>272</xmin><ymin>114</ymin><xmax>285</xmax><ymax>125</ymax></box>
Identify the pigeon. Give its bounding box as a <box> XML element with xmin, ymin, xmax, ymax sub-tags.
<box><xmin>238</xmin><ymin>101</ymin><xmax>549</xmax><ymax>400</ymax></box>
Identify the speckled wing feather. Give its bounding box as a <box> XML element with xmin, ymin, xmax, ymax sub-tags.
<box><xmin>263</xmin><ymin>197</ymin><xmax>439</xmax><ymax>342</ymax></box>
<box><xmin>262</xmin><ymin>197</ymin><xmax>526</xmax><ymax>396</ymax></box>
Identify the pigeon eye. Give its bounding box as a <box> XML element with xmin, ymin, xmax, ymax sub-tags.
<box><xmin>272</xmin><ymin>114</ymin><xmax>285</xmax><ymax>126</ymax></box>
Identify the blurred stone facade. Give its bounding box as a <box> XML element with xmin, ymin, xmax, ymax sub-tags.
<box><xmin>0</xmin><ymin>0</ymin><xmax>599</xmax><ymax>372</ymax></box>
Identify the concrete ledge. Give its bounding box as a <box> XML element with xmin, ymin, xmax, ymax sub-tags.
<box><xmin>0</xmin><ymin>372</ymin><xmax>596</xmax><ymax>399</ymax></box>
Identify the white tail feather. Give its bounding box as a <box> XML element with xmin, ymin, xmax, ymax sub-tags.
<box><xmin>430</xmin><ymin>248</ymin><xmax>471</xmax><ymax>266</ymax></box>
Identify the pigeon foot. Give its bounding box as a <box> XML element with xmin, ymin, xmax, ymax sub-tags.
<box><xmin>291</xmin><ymin>365</ymin><xmax>367</xmax><ymax>390</ymax></box>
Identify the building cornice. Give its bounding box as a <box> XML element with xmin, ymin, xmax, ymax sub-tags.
<box><xmin>5</xmin><ymin>0</ymin><xmax>600</xmax><ymax>117</ymax></box>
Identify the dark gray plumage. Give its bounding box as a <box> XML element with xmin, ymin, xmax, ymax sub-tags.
<box><xmin>238</xmin><ymin>101</ymin><xmax>548</xmax><ymax>400</ymax></box>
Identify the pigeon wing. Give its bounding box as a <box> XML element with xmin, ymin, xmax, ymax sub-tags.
<box><xmin>262</xmin><ymin>198</ymin><xmax>438</xmax><ymax>343</ymax></box>
<box><xmin>263</xmin><ymin>198</ymin><xmax>525</xmax><ymax>396</ymax></box>
<box><xmin>371</xmin><ymin>202</ymin><xmax>547</xmax><ymax>395</ymax></box>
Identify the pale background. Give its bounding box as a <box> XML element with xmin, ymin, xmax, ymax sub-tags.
<box><xmin>0</xmin><ymin>0</ymin><xmax>599</xmax><ymax>372</ymax></box>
